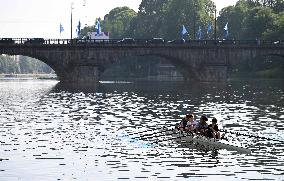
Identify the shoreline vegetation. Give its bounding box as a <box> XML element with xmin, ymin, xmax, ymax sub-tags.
<box><xmin>0</xmin><ymin>72</ymin><xmax>283</xmax><ymax>81</ymax></box>
<box><xmin>0</xmin><ymin>74</ymin><xmax>57</xmax><ymax>80</ymax></box>
<box><xmin>231</xmin><ymin>67</ymin><xmax>284</xmax><ymax>79</ymax></box>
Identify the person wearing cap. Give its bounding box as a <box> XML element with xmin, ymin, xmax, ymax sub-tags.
<box><xmin>196</xmin><ymin>115</ymin><xmax>209</xmax><ymax>136</ymax></box>
<box><xmin>207</xmin><ymin>117</ymin><xmax>221</xmax><ymax>139</ymax></box>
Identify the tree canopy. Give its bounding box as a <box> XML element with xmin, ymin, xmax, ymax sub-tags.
<box><xmin>80</xmin><ymin>0</ymin><xmax>283</xmax><ymax>40</ymax></box>
<box><xmin>218</xmin><ymin>0</ymin><xmax>284</xmax><ymax>40</ymax></box>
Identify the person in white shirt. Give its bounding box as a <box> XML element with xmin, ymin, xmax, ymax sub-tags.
<box><xmin>186</xmin><ymin>114</ymin><xmax>198</xmax><ymax>132</ymax></box>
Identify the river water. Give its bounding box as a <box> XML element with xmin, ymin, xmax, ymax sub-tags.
<box><xmin>0</xmin><ymin>79</ymin><xmax>284</xmax><ymax>181</ymax></box>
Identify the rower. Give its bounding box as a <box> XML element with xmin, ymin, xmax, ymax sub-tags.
<box><xmin>186</xmin><ymin>114</ymin><xmax>198</xmax><ymax>132</ymax></box>
<box><xmin>178</xmin><ymin>114</ymin><xmax>191</xmax><ymax>131</ymax></box>
<box><xmin>195</xmin><ymin>115</ymin><xmax>208</xmax><ymax>136</ymax></box>
<box><xmin>207</xmin><ymin>117</ymin><xmax>221</xmax><ymax>139</ymax></box>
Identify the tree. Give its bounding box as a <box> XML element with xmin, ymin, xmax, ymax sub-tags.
<box><xmin>130</xmin><ymin>0</ymin><xmax>170</xmax><ymax>39</ymax></box>
<box><xmin>242</xmin><ymin>6</ymin><xmax>275</xmax><ymax>39</ymax></box>
<box><xmin>218</xmin><ymin>0</ymin><xmax>283</xmax><ymax>40</ymax></box>
<box><xmin>263</xmin><ymin>11</ymin><xmax>284</xmax><ymax>39</ymax></box>
<box><xmin>129</xmin><ymin>0</ymin><xmax>214</xmax><ymax>40</ymax></box>
<box><xmin>101</xmin><ymin>7</ymin><xmax>137</xmax><ymax>39</ymax></box>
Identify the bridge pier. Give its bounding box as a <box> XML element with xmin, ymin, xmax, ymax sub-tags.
<box><xmin>197</xmin><ymin>65</ymin><xmax>228</xmax><ymax>82</ymax></box>
<box><xmin>58</xmin><ymin>65</ymin><xmax>101</xmax><ymax>83</ymax></box>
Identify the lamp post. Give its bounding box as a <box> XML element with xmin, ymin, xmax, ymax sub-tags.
<box><xmin>214</xmin><ymin>1</ymin><xmax>217</xmax><ymax>41</ymax></box>
<box><xmin>193</xmin><ymin>2</ymin><xmax>197</xmax><ymax>40</ymax></box>
<box><xmin>71</xmin><ymin>2</ymin><xmax>74</xmax><ymax>40</ymax></box>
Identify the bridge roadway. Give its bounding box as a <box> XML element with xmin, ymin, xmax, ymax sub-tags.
<box><xmin>0</xmin><ymin>38</ymin><xmax>283</xmax><ymax>83</ymax></box>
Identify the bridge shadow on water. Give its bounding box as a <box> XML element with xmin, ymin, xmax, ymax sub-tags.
<box><xmin>50</xmin><ymin>80</ymin><xmax>228</xmax><ymax>94</ymax></box>
<box><xmin>49</xmin><ymin>79</ymin><xmax>284</xmax><ymax>109</ymax></box>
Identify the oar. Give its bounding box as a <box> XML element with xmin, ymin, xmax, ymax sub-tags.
<box><xmin>127</xmin><ymin>128</ymin><xmax>167</xmax><ymax>138</ymax></box>
<box><xmin>124</xmin><ymin>127</ymin><xmax>171</xmax><ymax>142</ymax></box>
<box><xmin>220</xmin><ymin>129</ymin><xmax>284</xmax><ymax>143</ymax></box>
<box><xmin>128</xmin><ymin>128</ymin><xmax>179</xmax><ymax>144</ymax></box>
<box><xmin>125</xmin><ymin>124</ymin><xmax>189</xmax><ymax>144</ymax></box>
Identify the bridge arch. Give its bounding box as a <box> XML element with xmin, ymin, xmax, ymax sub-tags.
<box><xmin>0</xmin><ymin>54</ymin><xmax>55</xmax><ymax>76</ymax></box>
<box><xmin>100</xmin><ymin>52</ymin><xmax>200</xmax><ymax>81</ymax></box>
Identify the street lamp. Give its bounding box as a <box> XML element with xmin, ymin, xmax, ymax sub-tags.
<box><xmin>193</xmin><ymin>1</ymin><xmax>197</xmax><ymax>40</ymax></box>
<box><xmin>214</xmin><ymin>1</ymin><xmax>217</xmax><ymax>41</ymax></box>
<box><xmin>71</xmin><ymin>2</ymin><xmax>74</xmax><ymax>40</ymax></box>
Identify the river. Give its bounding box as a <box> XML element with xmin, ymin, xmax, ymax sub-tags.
<box><xmin>0</xmin><ymin>79</ymin><xmax>283</xmax><ymax>181</ymax></box>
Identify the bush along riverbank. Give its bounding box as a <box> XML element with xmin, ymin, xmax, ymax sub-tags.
<box><xmin>0</xmin><ymin>74</ymin><xmax>58</xmax><ymax>80</ymax></box>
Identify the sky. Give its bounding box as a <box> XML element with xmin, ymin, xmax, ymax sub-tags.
<box><xmin>0</xmin><ymin>0</ymin><xmax>239</xmax><ymax>39</ymax></box>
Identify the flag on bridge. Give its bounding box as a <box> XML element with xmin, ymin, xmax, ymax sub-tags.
<box><xmin>224</xmin><ymin>22</ymin><xmax>229</xmax><ymax>39</ymax></box>
<box><xmin>181</xmin><ymin>25</ymin><xmax>188</xmax><ymax>35</ymax></box>
<box><xmin>76</xmin><ymin>20</ymin><xmax>81</xmax><ymax>37</ymax></box>
<box><xmin>197</xmin><ymin>26</ymin><xmax>202</xmax><ymax>40</ymax></box>
<box><xmin>95</xmin><ymin>20</ymin><xmax>101</xmax><ymax>35</ymax></box>
<box><xmin>207</xmin><ymin>22</ymin><xmax>213</xmax><ymax>35</ymax></box>
<box><xmin>60</xmin><ymin>23</ymin><xmax>64</xmax><ymax>36</ymax></box>
<box><xmin>181</xmin><ymin>25</ymin><xmax>188</xmax><ymax>39</ymax></box>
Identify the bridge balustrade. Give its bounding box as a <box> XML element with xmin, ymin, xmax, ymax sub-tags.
<box><xmin>0</xmin><ymin>38</ymin><xmax>283</xmax><ymax>46</ymax></box>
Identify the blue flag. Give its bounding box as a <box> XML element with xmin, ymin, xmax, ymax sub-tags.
<box><xmin>207</xmin><ymin>22</ymin><xmax>213</xmax><ymax>35</ymax></box>
<box><xmin>60</xmin><ymin>23</ymin><xmax>64</xmax><ymax>35</ymax></box>
<box><xmin>76</xmin><ymin>20</ymin><xmax>81</xmax><ymax>37</ymax></box>
<box><xmin>181</xmin><ymin>25</ymin><xmax>188</xmax><ymax>35</ymax></box>
<box><xmin>224</xmin><ymin>22</ymin><xmax>229</xmax><ymax>38</ymax></box>
<box><xmin>197</xmin><ymin>26</ymin><xmax>202</xmax><ymax>40</ymax></box>
<box><xmin>95</xmin><ymin>20</ymin><xmax>101</xmax><ymax>35</ymax></box>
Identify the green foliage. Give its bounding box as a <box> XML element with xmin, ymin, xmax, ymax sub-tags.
<box><xmin>79</xmin><ymin>25</ymin><xmax>95</xmax><ymax>38</ymax></box>
<box><xmin>0</xmin><ymin>56</ymin><xmax>19</xmax><ymax>73</ymax></box>
<box><xmin>101</xmin><ymin>7</ymin><xmax>137</xmax><ymax>39</ymax></box>
<box><xmin>242</xmin><ymin>6</ymin><xmax>275</xmax><ymax>39</ymax></box>
<box><xmin>0</xmin><ymin>55</ymin><xmax>53</xmax><ymax>74</ymax></box>
<box><xmin>78</xmin><ymin>0</ymin><xmax>283</xmax><ymax>41</ymax></box>
<box><xmin>129</xmin><ymin>0</ymin><xmax>214</xmax><ymax>39</ymax></box>
<box><xmin>80</xmin><ymin>0</ymin><xmax>215</xmax><ymax>40</ymax></box>
<box><xmin>218</xmin><ymin>0</ymin><xmax>284</xmax><ymax>40</ymax></box>
<box><xmin>130</xmin><ymin>0</ymin><xmax>170</xmax><ymax>39</ymax></box>
<box><xmin>263</xmin><ymin>12</ymin><xmax>284</xmax><ymax>39</ymax></box>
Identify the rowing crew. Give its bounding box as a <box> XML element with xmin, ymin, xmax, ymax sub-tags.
<box><xmin>176</xmin><ymin>114</ymin><xmax>222</xmax><ymax>139</ymax></box>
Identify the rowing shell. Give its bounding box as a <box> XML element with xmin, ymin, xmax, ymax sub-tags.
<box><xmin>167</xmin><ymin>130</ymin><xmax>251</xmax><ymax>154</ymax></box>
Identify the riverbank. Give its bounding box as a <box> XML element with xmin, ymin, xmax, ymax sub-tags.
<box><xmin>230</xmin><ymin>67</ymin><xmax>284</xmax><ymax>79</ymax></box>
<box><xmin>0</xmin><ymin>74</ymin><xmax>57</xmax><ymax>80</ymax></box>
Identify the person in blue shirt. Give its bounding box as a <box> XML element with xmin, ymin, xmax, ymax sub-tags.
<box><xmin>196</xmin><ymin>115</ymin><xmax>208</xmax><ymax>136</ymax></box>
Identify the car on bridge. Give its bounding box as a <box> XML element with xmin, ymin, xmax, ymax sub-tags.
<box><xmin>24</xmin><ymin>38</ymin><xmax>45</xmax><ymax>45</ymax></box>
<box><xmin>167</xmin><ymin>39</ymin><xmax>185</xmax><ymax>44</ymax></box>
<box><xmin>147</xmin><ymin>38</ymin><xmax>165</xmax><ymax>44</ymax></box>
<box><xmin>117</xmin><ymin>38</ymin><xmax>135</xmax><ymax>44</ymax></box>
<box><xmin>0</xmin><ymin>38</ymin><xmax>15</xmax><ymax>44</ymax></box>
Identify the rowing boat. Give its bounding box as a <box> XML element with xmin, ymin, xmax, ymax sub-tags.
<box><xmin>166</xmin><ymin>129</ymin><xmax>251</xmax><ymax>154</ymax></box>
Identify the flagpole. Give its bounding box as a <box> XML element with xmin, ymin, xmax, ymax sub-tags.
<box><xmin>71</xmin><ymin>2</ymin><xmax>74</xmax><ymax>40</ymax></box>
<box><xmin>193</xmin><ymin>2</ymin><xmax>197</xmax><ymax>40</ymax></box>
<box><xmin>214</xmin><ymin>1</ymin><xmax>217</xmax><ymax>41</ymax></box>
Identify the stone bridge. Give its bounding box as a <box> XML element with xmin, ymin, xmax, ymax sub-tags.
<box><xmin>0</xmin><ymin>39</ymin><xmax>283</xmax><ymax>82</ymax></box>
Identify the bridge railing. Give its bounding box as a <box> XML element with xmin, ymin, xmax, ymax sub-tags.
<box><xmin>0</xmin><ymin>38</ymin><xmax>283</xmax><ymax>46</ymax></box>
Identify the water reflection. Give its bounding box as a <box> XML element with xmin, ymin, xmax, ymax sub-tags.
<box><xmin>0</xmin><ymin>79</ymin><xmax>284</xmax><ymax>180</ymax></box>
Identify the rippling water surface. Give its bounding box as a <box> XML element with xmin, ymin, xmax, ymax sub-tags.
<box><xmin>0</xmin><ymin>79</ymin><xmax>284</xmax><ymax>181</ymax></box>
